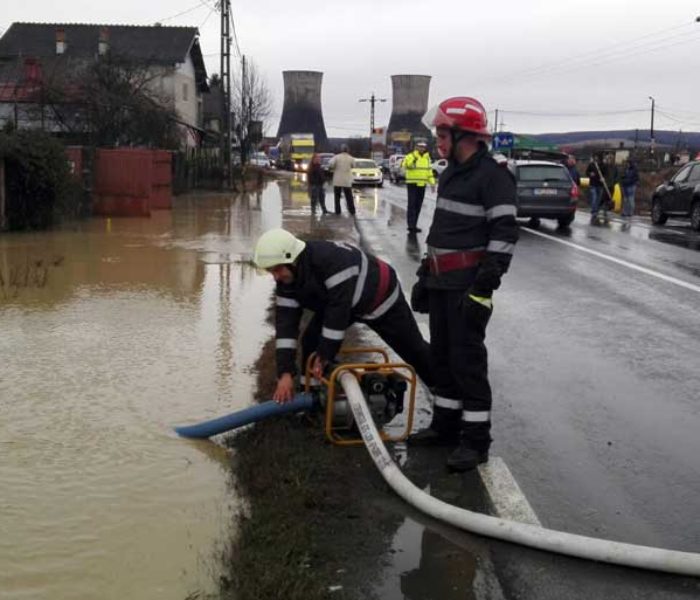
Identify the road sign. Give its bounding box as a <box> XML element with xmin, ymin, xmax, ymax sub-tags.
<box><xmin>493</xmin><ymin>132</ymin><xmax>514</xmax><ymax>150</ymax></box>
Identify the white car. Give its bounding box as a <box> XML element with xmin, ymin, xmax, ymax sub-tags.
<box><xmin>351</xmin><ymin>159</ymin><xmax>383</xmax><ymax>187</ymax></box>
<box><xmin>249</xmin><ymin>152</ymin><xmax>271</xmax><ymax>168</ymax></box>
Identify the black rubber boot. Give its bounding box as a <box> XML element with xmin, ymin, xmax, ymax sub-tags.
<box><xmin>408</xmin><ymin>426</ymin><xmax>459</xmax><ymax>447</ymax></box>
<box><xmin>446</xmin><ymin>443</ymin><xmax>489</xmax><ymax>472</ymax></box>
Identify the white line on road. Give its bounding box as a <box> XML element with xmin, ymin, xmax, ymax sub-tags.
<box><xmin>523</xmin><ymin>227</ymin><xmax>700</xmax><ymax>295</ymax></box>
<box><xmin>479</xmin><ymin>458</ymin><xmax>541</xmax><ymax>526</ymax></box>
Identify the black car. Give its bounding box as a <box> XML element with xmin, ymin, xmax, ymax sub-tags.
<box><xmin>510</xmin><ymin>160</ymin><xmax>579</xmax><ymax>228</ymax></box>
<box><xmin>651</xmin><ymin>160</ymin><xmax>700</xmax><ymax>231</ymax></box>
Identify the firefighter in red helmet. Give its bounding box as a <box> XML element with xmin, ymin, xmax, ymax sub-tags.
<box><xmin>409</xmin><ymin>97</ymin><xmax>519</xmax><ymax>472</ymax></box>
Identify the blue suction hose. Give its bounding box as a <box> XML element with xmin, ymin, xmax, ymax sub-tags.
<box><xmin>174</xmin><ymin>392</ymin><xmax>316</xmax><ymax>439</ymax></box>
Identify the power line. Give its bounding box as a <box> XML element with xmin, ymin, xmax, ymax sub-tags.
<box><xmin>500</xmin><ymin>108</ymin><xmax>648</xmax><ymax>118</ymax></box>
<box><xmin>199</xmin><ymin>4</ymin><xmax>217</xmax><ymax>28</ymax></box>
<box><xmin>228</xmin><ymin>10</ymin><xmax>242</xmax><ymax>58</ymax></box>
<box><xmin>156</xmin><ymin>1</ymin><xmax>214</xmax><ymax>24</ymax></box>
<box><xmin>475</xmin><ymin>20</ymin><xmax>698</xmax><ymax>87</ymax></box>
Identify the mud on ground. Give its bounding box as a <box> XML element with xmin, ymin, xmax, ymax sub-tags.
<box><xmin>219</xmin><ymin>326</ymin><xmax>412</xmax><ymax>600</ymax></box>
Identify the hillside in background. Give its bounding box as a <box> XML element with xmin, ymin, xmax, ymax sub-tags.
<box><xmin>528</xmin><ymin>129</ymin><xmax>700</xmax><ymax>149</ymax></box>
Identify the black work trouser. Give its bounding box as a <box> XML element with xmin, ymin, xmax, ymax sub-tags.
<box><xmin>406</xmin><ymin>184</ymin><xmax>426</xmax><ymax>230</ymax></box>
<box><xmin>428</xmin><ymin>289</ymin><xmax>492</xmax><ymax>449</ymax></box>
<box><xmin>300</xmin><ymin>290</ymin><xmax>433</xmax><ymax>388</ymax></box>
<box><xmin>309</xmin><ymin>184</ymin><xmax>328</xmax><ymax>214</ymax></box>
<box><xmin>334</xmin><ymin>186</ymin><xmax>356</xmax><ymax>215</ymax></box>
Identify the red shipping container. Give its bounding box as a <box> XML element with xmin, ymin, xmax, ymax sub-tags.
<box><xmin>150</xmin><ymin>150</ymin><xmax>172</xmax><ymax>209</ymax></box>
<box><xmin>93</xmin><ymin>148</ymin><xmax>153</xmax><ymax>217</ymax></box>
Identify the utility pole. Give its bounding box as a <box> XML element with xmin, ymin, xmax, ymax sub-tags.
<box><xmin>359</xmin><ymin>92</ymin><xmax>386</xmax><ymax>158</ymax></box>
<box><xmin>220</xmin><ymin>0</ymin><xmax>232</xmax><ymax>187</ymax></box>
<box><xmin>648</xmin><ymin>96</ymin><xmax>655</xmax><ymax>162</ymax></box>
<box><xmin>241</xmin><ymin>54</ymin><xmax>247</xmax><ymax>163</ymax></box>
<box><xmin>494</xmin><ymin>109</ymin><xmax>499</xmax><ymax>133</ymax></box>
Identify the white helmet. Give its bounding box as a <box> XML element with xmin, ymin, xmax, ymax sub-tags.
<box><xmin>253</xmin><ymin>228</ymin><xmax>306</xmax><ymax>269</ymax></box>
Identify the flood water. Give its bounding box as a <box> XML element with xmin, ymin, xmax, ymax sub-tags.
<box><xmin>0</xmin><ymin>187</ymin><xmax>282</xmax><ymax>599</ymax></box>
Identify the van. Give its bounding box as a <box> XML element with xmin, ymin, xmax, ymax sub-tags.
<box><xmin>388</xmin><ymin>154</ymin><xmax>406</xmax><ymax>184</ymax></box>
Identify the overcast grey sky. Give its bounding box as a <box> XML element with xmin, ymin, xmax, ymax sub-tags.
<box><xmin>3</xmin><ymin>1</ymin><xmax>699</xmax><ymax>137</ymax></box>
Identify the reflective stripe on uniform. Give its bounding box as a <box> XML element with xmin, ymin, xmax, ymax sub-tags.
<box><xmin>462</xmin><ymin>410</ymin><xmax>490</xmax><ymax>422</ymax></box>
<box><xmin>276</xmin><ymin>296</ymin><xmax>300</xmax><ymax>308</ymax></box>
<box><xmin>352</xmin><ymin>252</ymin><xmax>368</xmax><ymax>307</ymax></box>
<box><xmin>276</xmin><ymin>338</ymin><xmax>298</xmax><ymax>349</ymax></box>
<box><xmin>361</xmin><ymin>284</ymin><xmax>399</xmax><ymax>321</ymax></box>
<box><xmin>434</xmin><ymin>396</ymin><xmax>462</xmax><ymax>410</ymax></box>
<box><xmin>322</xmin><ymin>326</ymin><xmax>345</xmax><ymax>340</ymax></box>
<box><xmin>486</xmin><ymin>240</ymin><xmax>515</xmax><ymax>254</ymax></box>
<box><xmin>436</xmin><ymin>197</ymin><xmax>485</xmax><ymax>217</ymax></box>
<box><xmin>325</xmin><ymin>265</ymin><xmax>359</xmax><ymax>289</ymax></box>
<box><xmin>428</xmin><ymin>245</ymin><xmax>486</xmax><ymax>256</ymax></box>
<box><xmin>486</xmin><ymin>205</ymin><xmax>516</xmax><ymax>220</ymax></box>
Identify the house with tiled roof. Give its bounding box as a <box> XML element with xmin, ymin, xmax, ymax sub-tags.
<box><xmin>0</xmin><ymin>22</ymin><xmax>209</xmax><ymax>146</ymax></box>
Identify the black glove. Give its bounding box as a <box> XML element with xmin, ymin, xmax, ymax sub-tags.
<box><xmin>410</xmin><ymin>259</ymin><xmax>430</xmax><ymax>313</ymax></box>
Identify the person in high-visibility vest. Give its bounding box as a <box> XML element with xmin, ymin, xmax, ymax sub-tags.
<box><xmin>402</xmin><ymin>141</ymin><xmax>436</xmax><ymax>233</ymax></box>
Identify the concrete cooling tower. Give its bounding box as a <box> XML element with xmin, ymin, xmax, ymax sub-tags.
<box><xmin>387</xmin><ymin>74</ymin><xmax>432</xmax><ymax>140</ymax></box>
<box><xmin>276</xmin><ymin>70</ymin><xmax>328</xmax><ymax>148</ymax></box>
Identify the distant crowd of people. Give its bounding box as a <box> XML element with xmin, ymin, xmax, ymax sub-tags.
<box><xmin>581</xmin><ymin>153</ymin><xmax>639</xmax><ymax>224</ymax></box>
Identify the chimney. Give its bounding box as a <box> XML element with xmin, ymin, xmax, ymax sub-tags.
<box><xmin>55</xmin><ymin>28</ymin><xmax>66</xmax><ymax>55</ymax></box>
<box><xmin>98</xmin><ymin>27</ymin><xmax>109</xmax><ymax>56</ymax></box>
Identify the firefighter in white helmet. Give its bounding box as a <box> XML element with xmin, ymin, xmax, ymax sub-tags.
<box><xmin>254</xmin><ymin>228</ymin><xmax>434</xmax><ymax>402</ymax></box>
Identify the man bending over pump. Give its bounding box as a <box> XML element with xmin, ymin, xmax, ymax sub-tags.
<box><xmin>253</xmin><ymin>228</ymin><xmax>434</xmax><ymax>402</ymax></box>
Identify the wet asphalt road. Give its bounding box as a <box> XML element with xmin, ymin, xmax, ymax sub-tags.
<box><xmin>339</xmin><ymin>181</ymin><xmax>700</xmax><ymax>598</ymax></box>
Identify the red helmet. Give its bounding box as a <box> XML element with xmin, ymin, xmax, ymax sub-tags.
<box><xmin>423</xmin><ymin>97</ymin><xmax>490</xmax><ymax>137</ymax></box>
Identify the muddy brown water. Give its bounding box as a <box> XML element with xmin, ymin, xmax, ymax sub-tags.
<box><xmin>0</xmin><ymin>188</ymin><xmax>281</xmax><ymax>599</ymax></box>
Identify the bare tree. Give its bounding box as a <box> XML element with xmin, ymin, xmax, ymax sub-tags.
<box><xmin>38</xmin><ymin>54</ymin><xmax>181</xmax><ymax>149</ymax></box>
<box><xmin>231</xmin><ymin>59</ymin><xmax>273</xmax><ymax>162</ymax></box>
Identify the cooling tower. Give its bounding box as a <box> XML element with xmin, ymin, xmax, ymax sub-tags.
<box><xmin>387</xmin><ymin>74</ymin><xmax>432</xmax><ymax>140</ymax></box>
<box><xmin>276</xmin><ymin>70</ymin><xmax>328</xmax><ymax>148</ymax></box>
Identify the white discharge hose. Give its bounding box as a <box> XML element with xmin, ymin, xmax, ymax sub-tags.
<box><xmin>340</xmin><ymin>371</ymin><xmax>700</xmax><ymax>577</ymax></box>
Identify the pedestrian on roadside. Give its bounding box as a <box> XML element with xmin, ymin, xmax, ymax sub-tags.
<box><xmin>585</xmin><ymin>153</ymin><xmax>606</xmax><ymax>224</ymax></box>
<box><xmin>408</xmin><ymin>97</ymin><xmax>519</xmax><ymax>472</ymax></box>
<box><xmin>307</xmin><ymin>154</ymin><xmax>329</xmax><ymax>216</ymax></box>
<box><xmin>402</xmin><ymin>141</ymin><xmax>436</xmax><ymax>233</ymax></box>
<box><xmin>253</xmin><ymin>228</ymin><xmax>434</xmax><ymax>402</ymax></box>
<box><xmin>328</xmin><ymin>145</ymin><xmax>356</xmax><ymax>216</ymax></box>
<box><xmin>620</xmin><ymin>158</ymin><xmax>639</xmax><ymax>218</ymax></box>
<box><xmin>565</xmin><ymin>154</ymin><xmax>580</xmax><ymax>186</ymax></box>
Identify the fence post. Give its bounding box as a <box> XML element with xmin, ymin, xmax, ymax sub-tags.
<box><xmin>0</xmin><ymin>158</ymin><xmax>6</xmax><ymax>231</ymax></box>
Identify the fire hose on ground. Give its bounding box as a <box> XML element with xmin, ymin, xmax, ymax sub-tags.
<box><xmin>174</xmin><ymin>371</ymin><xmax>700</xmax><ymax>577</ymax></box>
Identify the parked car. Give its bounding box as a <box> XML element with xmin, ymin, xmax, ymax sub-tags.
<box><xmin>351</xmin><ymin>159</ymin><xmax>383</xmax><ymax>187</ymax></box>
<box><xmin>319</xmin><ymin>152</ymin><xmax>335</xmax><ymax>179</ymax></box>
<box><xmin>388</xmin><ymin>154</ymin><xmax>405</xmax><ymax>183</ymax></box>
<box><xmin>651</xmin><ymin>160</ymin><xmax>700</xmax><ymax>230</ymax></box>
<box><xmin>432</xmin><ymin>158</ymin><xmax>448</xmax><ymax>177</ymax></box>
<box><xmin>249</xmin><ymin>152</ymin><xmax>271</xmax><ymax>168</ymax></box>
<box><xmin>510</xmin><ymin>160</ymin><xmax>579</xmax><ymax>228</ymax></box>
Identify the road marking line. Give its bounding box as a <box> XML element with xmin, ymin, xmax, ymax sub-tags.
<box><xmin>479</xmin><ymin>457</ymin><xmax>541</xmax><ymax>526</ymax></box>
<box><xmin>523</xmin><ymin>227</ymin><xmax>700</xmax><ymax>294</ymax></box>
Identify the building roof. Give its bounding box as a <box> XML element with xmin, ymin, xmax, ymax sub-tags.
<box><xmin>0</xmin><ymin>22</ymin><xmax>208</xmax><ymax>90</ymax></box>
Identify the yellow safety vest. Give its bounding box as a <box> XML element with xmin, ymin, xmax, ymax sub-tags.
<box><xmin>403</xmin><ymin>151</ymin><xmax>436</xmax><ymax>187</ymax></box>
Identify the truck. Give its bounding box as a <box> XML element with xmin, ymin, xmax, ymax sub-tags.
<box><xmin>279</xmin><ymin>133</ymin><xmax>315</xmax><ymax>172</ymax></box>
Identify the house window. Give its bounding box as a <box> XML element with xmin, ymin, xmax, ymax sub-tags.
<box><xmin>182</xmin><ymin>83</ymin><xmax>189</xmax><ymax>102</ymax></box>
